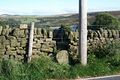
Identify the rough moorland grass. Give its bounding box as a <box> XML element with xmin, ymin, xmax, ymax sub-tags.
<box><xmin>1</xmin><ymin>54</ymin><xmax>120</xmax><ymax>80</ymax></box>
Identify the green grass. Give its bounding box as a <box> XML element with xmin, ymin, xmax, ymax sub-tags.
<box><xmin>1</xmin><ymin>54</ymin><xmax>120</xmax><ymax>80</ymax></box>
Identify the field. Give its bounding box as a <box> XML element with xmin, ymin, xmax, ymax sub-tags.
<box><xmin>0</xmin><ymin>11</ymin><xmax>120</xmax><ymax>79</ymax></box>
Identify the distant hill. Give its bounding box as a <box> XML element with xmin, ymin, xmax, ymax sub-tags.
<box><xmin>54</xmin><ymin>10</ymin><xmax>120</xmax><ymax>18</ymax></box>
<box><xmin>88</xmin><ymin>11</ymin><xmax>120</xmax><ymax>16</ymax></box>
<box><xmin>53</xmin><ymin>11</ymin><xmax>120</xmax><ymax>24</ymax></box>
<box><xmin>0</xmin><ymin>10</ymin><xmax>120</xmax><ymax>18</ymax></box>
<box><xmin>0</xmin><ymin>11</ymin><xmax>120</xmax><ymax>26</ymax></box>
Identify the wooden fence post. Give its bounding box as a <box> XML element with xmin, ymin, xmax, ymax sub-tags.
<box><xmin>28</xmin><ymin>22</ymin><xmax>34</xmax><ymax>62</ymax></box>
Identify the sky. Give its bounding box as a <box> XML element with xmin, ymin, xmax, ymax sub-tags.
<box><xmin>0</xmin><ymin>0</ymin><xmax>120</xmax><ymax>15</ymax></box>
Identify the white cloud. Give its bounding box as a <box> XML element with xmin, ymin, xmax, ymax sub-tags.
<box><xmin>0</xmin><ymin>8</ymin><xmax>78</xmax><ymax>15</ymax></box>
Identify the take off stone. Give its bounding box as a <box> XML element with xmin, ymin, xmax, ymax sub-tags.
<box><xmin>56</xmin><ymin>50</ymin><xmax>69</xmax><ymax>64</ymax></box>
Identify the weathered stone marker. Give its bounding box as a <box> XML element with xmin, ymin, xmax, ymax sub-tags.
<box><xmin>56</xmin><ymin>50</ymin><xmax>69</xmax><ymax>64</ymax></box>
<box><xmin>28</xmin><ymin>22</ymin><xmax>34</xmax><ymax>62</ymax></box>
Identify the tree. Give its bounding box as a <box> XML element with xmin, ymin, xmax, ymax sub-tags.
<box><xmin>60</xmin><ymin>24</ymin><xmax>71</xmax><ymax>33</ymax></box>
<box><xmin>92</xmin><ymin>13</ymin><xmax>120</xmax><ymax>29</ymax></box>
<box><xmin>0</xmin><ymin>19</ymin><xmax>21</xmax><ymax>27</ymax></box>
<box><xmin>0</xmin><ymin>21</ymin><xmax>7</xmax><ymax>27</ymax></box>
<box><xmin>6</xmin><ymin>19</ymin><xmax>21</xmax><ymax>27</ymax></box>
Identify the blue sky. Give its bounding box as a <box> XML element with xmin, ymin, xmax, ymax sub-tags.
<box><xmin>0</xmin><ymin>0</ymin><xmax>120</xmax><ymax>15</ymax></box>
<box><xmin>88</xmin><ymin>0</ymin><xmax>120</xmax><ymax>12</ymax></box>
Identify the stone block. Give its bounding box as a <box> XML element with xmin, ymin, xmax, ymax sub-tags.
<box><xmin>7</xmin><ymin>36</ymin><xmax>15</xmax><ymax>40</ymax></box>
<box><xmin>41</xmin><ymin>43</ymin><xmax>49</xmax><ymax>49</ymax></box>
<box><xmin>38</xmin><ymin>40</ymin><xmax>44</xmax><ymax>44</ymax></box>
<box><xmin>0</xmin><ymin>36</ymin><xmax>6</xmax><ymax>43</ymax></box>
<box><xmin>0</xmin><ymin>49</ymin><xmax>5</xmax><ymax>56</ymax></box>
<box><xmin>88</xmin><ymin>30</ymin><xmax>93</xmax><ymax>38</ymax></box>
<box><xmin>41</xmin><ymin>28</ymin><xmax>47</xmax><ymax>38</ymax></box>
<box><xmin>9</xmin><ymin>28</ymin><xmax>12</xmax><ymax>33</ymax></box>
<box><xmin>34</xmin><ymin>28</ymin><xmax>37</xmax><ymax>35</ymax></box>
<box><xmin>6</xmin><ymin>50</ymin><xmax>16</xmax><ymax>55</ymax></box>
<box><xmin>13</xmin><ymin>28</ymin><xmax>26</xmax><ymax>38</ymax></box>
<box><xmin>32</xmin><ymin>49</ymin><xmax>40</xmax><ymax>55</ymax></box>
<box><xmin>97</xmin><ymin>31</ymin><xmax>102</xmax><ymax>38</ymax></box>
<box><xmin>108</xmin><ymin>29</ymin><xmax>112</xmax><ymax>38</ymax></box>
<box><xmin>0</xmin><ymin>43</ymin><xmax>5</xmax><ymax>49</ymax></box>
<box><xmin>116</xmin><ymin>30</ymin><xmax>119</xmax><ymax>38</ymax></box>
<box><xmin>112</xmin><ymin>30</ymin><xmax>117</xmax><ymax>38</ymax></box>
<box><xmin>8</xmin><ymin>54</ymin><xmax>16</xmax><ymax>59</ymax></box>
<box><xmin>33</xmin><ymin>38</ymin><xmax>37</xmax><ymax>42</ymax></box>
<box><xmin>103</xmin><ymin>30</ymin><xmax>108</xmax><ymax>38</ymax></box>
<box><xmin>37</xmin><ymin>52</ymin><xmax>47</xmax><ymax>56</ymax></box>
<box><xmin>6</xmin><ymin>45</ymin><xmax>10</xmax><ymax>51</ymax></box>
<box><xmin>3</xmin><ymin>55</ymin><xmax>9</xmax><ymax>59</ymax></box>
<box><xmin>100</xmin><ymin>28</ymin><xmax>104</xmax><ymax>37</ymax></box>
<box><xmin>4</xmin><ymin>40</ymin><xmax>10</xmax><ymax>45</ymax></box>
<box><xmin>10</xmin><ymin>40</ymin><xmax>19</xmax><ymax>47</ymax></box>
<box><xmin>6</xmin><ymin>45</ymin><xmax>16</xmax><ymax>51</ymax></box>
<box><xmin>0</xmin><ymin>26</ymin><xmax>3</xmax><ymax>35</ymax></box>
<box><xmin>16</xmin><ymin>50</ymin><xmax>26</xmax><ymax>55</ymax></box>
<box><xmin>20</xmin><ymin>38</ymin><xmax>27</xmax><ymax>47</ymax></box>
<box><xmin>16</xmin><ymin>55</ymin><xmax>23</xmax><ymax>61</ymax></box>
<box><xmin>1</xmin><ymin>28</ymin><xmax>7</xmax><ymax>36</ymax></box>
<box><xmin>16</xmin><ymin>47</ymin><xmax>23</xmax><ymax>50</ymax></box>
<box><xmin>56</xmin><ymin>50</ymin><xmax>69</xmax><ymax>64</ymax></box>
<box><xmin>35</xmin><ymin>35</ymin><xmax>41</xmax><ymax>38</ymax></box>
<box><xmin>37</xmin><ymin>28</ymin><xmax>43</xmax><ymax>37</ymax></box>
<box><xmin>69</xmin><ymin>45</ymin><xmax>78</xmax><ymax>54</ymax></box>
<box><xmin>41</xmin><ymin>48</ymin><xmax>53</xmax><ymax>53</ymax></box>
<box><xmin>8</xmin><ymin>36</ymin><xmax>19</xmax><ymax>47</ymax></box>
<box><xmin>20</xmin><ymin>30</ymin><xmax>26</xmax><ymax>38</ymax></box>
<box><xmin>33</xmin><ymin>43</ymin><xmax>41</xmax><ymax>49</ymax></box>
<box><xmin>36</xmin><ymin>51</ymin><xmax>41</xmax><ymax>55</ymax></box>
<box><xmin>1</xmin><ymin>27</ymin><xmax>11</xmax><ymax>36</ymax></box>
<box><xmin>100</xmin><ymin>38</ymin><xmax>106</xmax><ymax>43</ymax></box>
<box><xmin>47</xmin><ymin>31</ymin><xmax>53</xmax><ymax>38</ymax></box>
<box><xmin>49</xmin><ymin>41</ymin><xmax>56</xmax><ymax>47</ymax></box>
<box><xmin>70</xmin><ymin>41</ymin><xmax>78</xmax><ymax>46</ymax></box>
<box><xmin>45</xmin><ymin>38</ymin><xmax>52</xmax><ymax>42</ymax></box>
<box><xmin>19</xmin><ymin>24</ymin><xmax>28</xmax><ymax>29</ymax></box>
<box><xmin>10</xmin><ymin>47</ymin><xmax>16</xmax><ymax>51</ymax></box>
<box><xmin>68</xmin><ymin>31</ymin><xmax>74</xmax><ymax>40</ymax></box>
<box><xmin>24</xmin><ymin>29</ymin><xmax>29</xmax><ymax>36</ymax></box>
<box><xmin>93</xmin><ymin>31</ymin><xmax>98</xmax><ymax>38</ymax></box>
<box><xmin>73</xmin><ymin>32</ymin><xmax>78</xmax><ymax>41</ymax></box>
<box><xmin>13</xmin><ymin>28</ymin><xmax>20</xmax><ymax>37</ymax></box>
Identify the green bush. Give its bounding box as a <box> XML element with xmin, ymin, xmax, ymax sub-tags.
<box><xmin>0</xmin><ymin>56</ymin><xmax>71</xmax><ymax>80</ymax></box>
<box><xmin>0</xmin><ymin>19</ymin><xmax>21</xmax><ymax>27</ymax></box>
<box><xmin>1</xmin><ymin>53</ymin><xmax>120</xmax><ymax>79</ymax></box>
<box><xmin>60</xmin><ymin>24</ymin><xmax>71</xmax><ymax>33</ymax></box>
<box><xmin>24</xmin><ymin>56</ymin><xmax>70</xmax><ymax>79</ymax></box>
<box><xmin>106</xmin><ymin>41</ymin><xmax>120</xmax><ymax>66</ymax></box>
<box><xmin>0</xmin><ymin>59</ymin><xmax>23</xmax><ymax>80</ymax></box>
<box><xmin>91</xmin><ymin>40</ymin><xmax>120</xmax><ymax>66</ymax></box>
<box><xmin>69</xmin><ymin>55</ymin><xmax>111</xmax><ymax>78</ymax></box>
<box><xmin>92</xmin><ymin>13</ymin><xmax>120</xmax><ymax>29</ymax></box>
<box><xmin>0</xmin><ymin>21</ymin><xmax>7</xmax><ymax>27</ymax></box>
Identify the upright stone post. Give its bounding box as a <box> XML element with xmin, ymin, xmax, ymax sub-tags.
<box><xmin>28</xmin><ymin>22</ymin><xmax>34</xmax><ymax>62</ymax></box>
<box><xmin>79</xmin><ymin>0</ymin><xmax>87</xmax><ymax>65</ymax></box>
<box><xmin>49</xmin><ymin>31</ymin><xmax>53</xmax><ymax>39</ymax></box>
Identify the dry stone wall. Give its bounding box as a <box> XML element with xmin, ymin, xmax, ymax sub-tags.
<box><xmin>0</xmin><ymin>25</ymin><xmax>56</xmax><ymax>61</ymax></box>
<box><xmin>87</xmin><ymin>29</ymin><xmax>120</xmax><ymax>50</ymax></box>
<box><xmin>0</xmin><ymin>25</ymin><xmax>120</xmax><ymax>63</ymax></box>
<box><xmin>0</xmin><ymin>25</ymin><xmax>28</xmax><ymax>60</ymax></box>
<box><xmin>68</xmin><ymin>29</ymin><xmax>120</xmax><ymax>61</ymax></box>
